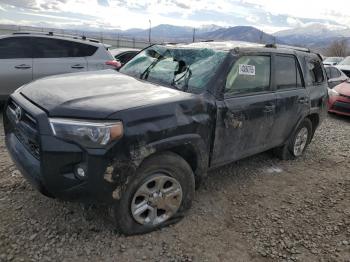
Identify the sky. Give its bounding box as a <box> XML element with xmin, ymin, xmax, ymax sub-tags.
<box><xmin>0</xmin><ymin>0</ymin><xmax>350</xmax><ymax>33</ymax></box>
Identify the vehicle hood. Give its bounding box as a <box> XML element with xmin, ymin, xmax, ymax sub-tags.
<box><xmin>334</xmin><ymin>81</ymin><xmax>350</xmax><ymax>96</ymax></box>
<box><xmin>20</xmin><ymin>70</ymin><xmax>195</xmax><ymax>119</ymax></box>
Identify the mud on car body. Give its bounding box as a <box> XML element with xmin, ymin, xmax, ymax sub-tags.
<box><xmin>3</xmin><ymin>41</ymin><xmax>328</xmax><ymax>235</ymax></box>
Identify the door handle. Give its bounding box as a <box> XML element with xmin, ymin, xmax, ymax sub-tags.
<box><xmin>15</xmin><ymin>64</ymin><xmax>31</xmax><ymax>69</ymax></box>
<box><xmin>298</xmin><ymin>98</ymin><xmax>309</xmax><ymax>104</ymax></box>
<box><xmin>71</xmin><ymin>64</ymin><xmax>85</xmax><ymax>69</ymax></box>
<box><xmin>263</xmin><ymin>105</ymin><xmax>275</xmax><ymax>113</ymax></box>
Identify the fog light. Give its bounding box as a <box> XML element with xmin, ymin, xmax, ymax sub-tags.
<box><xmin>76</xmin><ymin>167</ymin><xmax>86</xmax><ymax>179</ymax></box>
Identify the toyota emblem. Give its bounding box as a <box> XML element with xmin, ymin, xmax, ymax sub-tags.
<box><xmin>14</xmin><ymin>106</ymin><xmax>22</xmax><ymax>123</ymax></box>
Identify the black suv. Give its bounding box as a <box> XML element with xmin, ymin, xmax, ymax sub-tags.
<box><xmin>3</xmin><ymin>42</ymin><xmax>328</xmax><ymax>235</ymax></box>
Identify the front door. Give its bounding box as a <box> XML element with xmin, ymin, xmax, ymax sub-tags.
<box><xmin>0</xmin><ymin>37</ymin><xmax>33</xmax><ymax>99</ymax></box>
<box><xmin>212</xmin><ymin>54</ymin><xmax>276</xmax><ymax>166</ymax></box>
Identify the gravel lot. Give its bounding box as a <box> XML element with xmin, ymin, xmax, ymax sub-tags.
<box><xmin>0</xmin><ymin>110</ymin><xmax>349</xmax><ymax>262</ymax></box>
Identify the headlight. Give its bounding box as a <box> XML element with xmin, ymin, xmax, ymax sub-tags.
<box><xmin>49</xmin><ymin>118</ymin><xmax>123</xmax><ymax>148</ymax></box>
<box><xmin>328</xmin><ymin>88</ymin><xmax>339</xmax><ymax>97</ymax></box>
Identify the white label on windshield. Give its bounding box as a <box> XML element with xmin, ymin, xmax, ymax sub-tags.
<box><xmin>239</xmin><ymin>64</ymin><xmax>255</xmax><ymax>76</ymax></box>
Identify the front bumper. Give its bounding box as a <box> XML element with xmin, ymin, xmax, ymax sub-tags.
<box><xmin>4</xmin><ymin>93</ymin><xmax>135</xmax><ymax>204</ymax></box>
<box><xmin>328</xmin><ymin>95</ymin><xmax>350</xmax><ymax>116</ymax></box>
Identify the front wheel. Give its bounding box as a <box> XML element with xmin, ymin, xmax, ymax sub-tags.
<box><xmin>113</xmin><ymin>152</ymin><xmax>195</xmax><ymax>235</ymax></box>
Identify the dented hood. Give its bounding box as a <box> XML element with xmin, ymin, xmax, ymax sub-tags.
<box><xmin>20</xmin><ymin>70</ymin><xmax>194</xmax><ymax>119</ymax></box>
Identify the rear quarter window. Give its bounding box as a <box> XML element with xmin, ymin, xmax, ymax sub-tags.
<box><xmin>303</xmin><ymin>57</ymin><xmax>325</xmax><ymax>86</ymax></box>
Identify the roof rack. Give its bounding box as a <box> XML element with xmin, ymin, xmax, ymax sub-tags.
<box><xmin>12</xmin><ymin>31</ymin><xmax>101</xmax><ymax>44</ymax></box>
<box><xmin>265</xmin><ymin>43</ymin><xmax>310</xmax><ymax>53</ymax></box>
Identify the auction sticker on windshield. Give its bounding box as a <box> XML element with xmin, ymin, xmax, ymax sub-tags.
<box><xmin>239</xmin><ymin>64</ymin><xmax>255</xmax><ymax>76</ymax></box>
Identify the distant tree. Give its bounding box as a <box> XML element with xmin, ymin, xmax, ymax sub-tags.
<box><xmin>325</xmin><ymin>39</ymin><xmax>348</xmax><ymax>57</ymax></box>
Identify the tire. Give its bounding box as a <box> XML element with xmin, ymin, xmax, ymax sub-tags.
<box><xmin>113</xmin><ymin>152</ymin><xmax>195</xmax><ymax>235</ymax></box>
<box><xmin>274</xmin><ymin>118</ymin><xmax>313</xmax><ymax>160</ymax></box>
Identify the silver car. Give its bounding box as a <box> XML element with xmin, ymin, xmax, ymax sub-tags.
<box><xmin>324</xmin><ymin>65</ymin><xmax>348</xmax><ymax>88</ymax></box>
<box><xmin>323</xmin><ymin>57</ymin><xmax>344</xmax><ymax>66</ymax></box>
<box><xmin>0</xmin><ymin>32</ymin><xmax>116</xmax><ymax>101</ymax></box>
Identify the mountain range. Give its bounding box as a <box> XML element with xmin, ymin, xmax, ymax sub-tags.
<box><xmin>1</xmin><ymin>23</ymin><xmax>350</xmax><ymax>52</ymax></box>
<box><xmin>119</xmin><ymin>23</ymin><xmax>350</xmax><ymax>51</ymax></box>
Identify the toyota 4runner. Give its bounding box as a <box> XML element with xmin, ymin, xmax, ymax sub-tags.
<box><xmin>3</xmin><ymin>41</ymin><xmax>328</xmax><ymax>235</ymax></box>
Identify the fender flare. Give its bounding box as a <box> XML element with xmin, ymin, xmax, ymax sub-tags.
<box><xmin>129</xmin><ymin>134</ymin><xmax>209</xmax><ymax>182</ymax></box>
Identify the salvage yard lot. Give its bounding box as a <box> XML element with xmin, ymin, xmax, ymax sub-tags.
<box><xmin>0</xmin><ymin>111</ymin><xmax>349</xmax><ymax>262</ymax></box>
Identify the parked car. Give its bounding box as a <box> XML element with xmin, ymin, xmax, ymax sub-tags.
<box><xmin>328</xmin><ymin>80</ymin><xmax>350</xmax><ymax>116</ymax></box>
<box><xmin>323</xmin><ymin>56</ymin><xmax>344</xmax><ymax>66</ymax></box>
<box><xmin>0</xmin><ymin>32</ymin><xmax>118</xmax><ymax>102</ymax></box>
<box><xmin>324</xmin><ymin>65</ymin><xmax>348</xmax><ymax>88</ymax></box>
<box><xmin>110</xmin><ymin>48</ymin><xmax>140</xmax><ymax>66</ymax></box>
<box><xmin>336</xmin><ymin>56</ymin><xmax>350</xmax><ymax>77</ymax></box>
<box><xmin>4</xmin><ymin>42</ymin><xmax>328</xmax><ymax>235</ymax></box>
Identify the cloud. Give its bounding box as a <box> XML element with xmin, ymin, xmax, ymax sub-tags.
<box><xmin>0</xmin><ymin>0</ymin><xmax>38</xmax><ymax>9</ymax></box>
<box><xmin>97</xmin><ymin>0</ymin><xmax>109</xmax><ymax>7</ymax></box>
<box><xmin>286</xmin><ymin>17</ymin><xmax>304</xmax><ymax>28</ymax></box>
<box><xmin>170</xmin><ymin>0</ymin><xmax>191</xmax><ymax>9</ymax></box>
<box><xmin>1</xmin><ymin>0</ymin><xmax>350</xmax><ymax>33</ymax></box>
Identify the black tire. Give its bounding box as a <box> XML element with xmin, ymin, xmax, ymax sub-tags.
<box><xmin>113</xmin><ymin>152</ymin><xmax>195</xmax><ymax>235</ymax></box>
<box><xmin>274</xmin><ymin>118</ymin><xmax>313</xmax><ymax>160</ymax></box>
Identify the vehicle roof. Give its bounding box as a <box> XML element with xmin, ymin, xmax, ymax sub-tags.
<box><xmin>0</xmin><ymin>32</ymin><xmax>107</xmax><ymax>48</ymax></box>
<box><xmin>163</xmin><ymin>41</ymin><xmax>318</xmax><ymax>57</ymax></box>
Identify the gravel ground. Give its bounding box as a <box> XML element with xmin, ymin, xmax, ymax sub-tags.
<box><xmin>0</xmin><ymin>111</ymin><xmax>349</xmax><ymax>262</ymax></box>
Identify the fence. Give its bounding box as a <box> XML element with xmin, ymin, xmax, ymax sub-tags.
<box><xmin>0</xmin><ymin>25</ymin><xmax>155</xmax><ymax>49</ymax></box>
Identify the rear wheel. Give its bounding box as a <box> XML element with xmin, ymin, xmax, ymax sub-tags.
<box><xmin>274</xmin><ymin>118</ymin><xmax>313</xmax><ymax>160</ymax></box>
<box><xmin>113</xmin><ymin>152</ymin><xmax>195</xmax><ymax>235</ymax></box>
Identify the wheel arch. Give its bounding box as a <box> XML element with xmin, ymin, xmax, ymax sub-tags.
<box><xmin>306</xmin><ymin>113</ymin><xmax>320</xmax><ymax>136</ymax></box>
<box><xmin>130</xmin><ymin>134</ymin><xmax>209</xmax><ymax>188</ymax></box>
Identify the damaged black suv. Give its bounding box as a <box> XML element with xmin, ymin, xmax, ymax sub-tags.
<box><xmin>4</xmin><ymin>42</ymin><xmax>328</xmax><ymax>235</ymax></box>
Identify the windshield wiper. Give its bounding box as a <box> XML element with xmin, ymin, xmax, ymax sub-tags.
<box><xmin>140</xmin><ymin>56</ymin><xmax>164</xmax><ymax>80</ymax></box>
<box><xmin>171</xmin><ymin>67</ymin><xmax>192</xmax><ymax>91</ymax></box>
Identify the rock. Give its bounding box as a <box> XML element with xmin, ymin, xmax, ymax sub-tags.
<box><xmin>29</xmin><ymin>233</ymin><xmax>38</xmax><ymax>241</ymax></box>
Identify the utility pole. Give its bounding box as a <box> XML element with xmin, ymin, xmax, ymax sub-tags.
<box><xmin>192</xmin><ymin>28</ymin><xmax>196</xmax><ymax>43</ymax></box>
<box><xmin>149</xmin><ymin>19</ymin><xmax>152</xmax><ymax>43</ymax></box>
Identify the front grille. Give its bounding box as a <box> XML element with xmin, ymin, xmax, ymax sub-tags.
<box><xmin>14</xmin><ymin>128</ymin><xmax>40</xmax><ymax>159</ymax></box>
<box><xmin>8</xmin><ymin>100</ymin><xmax>37</xmax><ymax>129</ymax></box>
<box><xmin>332</xmin><ymin>101</ymin><xmax>350</xmax><ymax>114</ymax></box>
<box><xmin>7</xmin><ymin>100</ymin><xmax>40</xmax><ymax>159</ymax></box>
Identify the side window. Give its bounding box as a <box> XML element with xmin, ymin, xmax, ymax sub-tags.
<box><xmin>116</xmin><ymin>52</ymin><xmax>136</xmax><ymax>64</ymax></box>
<box><xmin>275</xmin><ymin>55</ymin><xmax>302</xmax><ymax>90</ymax></box>
<box><xmin>0</xmin><ymin>37</ymin><xmax>32</xmax><ymax>59</ymax></box>
<box><xmin>330</xmin><ymin>67</ymin><xmax>341</xmax><ymax>78</ymax></box>
<box><xmin>225</xmin><ymin>55</ymin><xmax>271</xmax><ymax>95</ymax></box>
<box><xmin>78</xmin><ymin>43</ymin><xmax>98</xmax><ymax>57</ymax></box>
<box><xmin>304</xmin><ymin>58</ymin><xmax>325</xmax><ymax>86</ymax></box>
<box><xmin>33</xmin><ymin>38</ymin><xmax>97</xmax><ymax>58</ymax></box>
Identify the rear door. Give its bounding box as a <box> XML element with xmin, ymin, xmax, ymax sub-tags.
<box><xmin>212</xmin><ymin>54</ymin><xmax>276</xmax><ymax>166</ymax></box>
<box><xmin>269</xmin><ymin>54</ymin><xmax>309</xmax><ymax>147</ymax></box>
<box><xmin>0</xmin><ymin>36</ymin><xmax>33</xmax><ymax>99</ymax></box>
<box><xmin>32</xmin><ymin>37</ymin><xmax>88</xmax><ymax>80</ymax></box>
